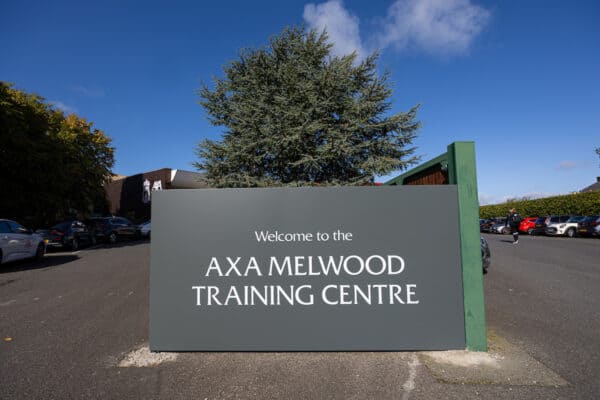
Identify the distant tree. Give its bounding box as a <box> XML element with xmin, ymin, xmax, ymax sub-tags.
<box><xmin>596</xmin><ymin>147</ymin><xmax>600</xmax><ymax>167</ymax></box>
<box><xmin>195</xmin><ymin>26</ymin><xmax>420</xmax><ymax>187</ymax></box>
<box><xmin>0</xmin><ymin>82</ymin><xmax>114</xmax><ymax>227</ymax></box>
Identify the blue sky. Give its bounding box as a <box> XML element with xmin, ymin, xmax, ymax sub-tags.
<box><xmin>2</xmin><ymin>0</ymin><xmax>599</xmax><ymax>205</ymax></box>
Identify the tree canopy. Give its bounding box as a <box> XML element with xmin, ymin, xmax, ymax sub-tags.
<box><xmin>195</xmin><ymin>26</ymin><xmax>420</xmax><ymax>187</ymax></box>
<box><xmin>0</xmin><ymin>82</ymin><xmax>114</xmax><ymax>227</ymax></box>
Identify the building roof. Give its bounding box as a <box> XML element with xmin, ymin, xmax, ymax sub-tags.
<box><xmin>580</xmin><ymin>177</ymin><xmax>600</xmax><ymax>193</ymax></box>
<box><xmin>170</xmin><ymin>169</ymin><xmax>208</xmax><ymax>189</ymax></box>
<box><xmin>111</xmin><ymin>174</ymin><xmax>127</xmax><ymax>181</ymax></box>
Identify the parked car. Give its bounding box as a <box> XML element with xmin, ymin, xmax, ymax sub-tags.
<box><xmin>0</xmin><ymin>219</ymin><xmax>45</xmax><ymax>264</ymax></box>
<box><xmin>531</xmin><ymin>216</ymin><xmax>547</xmax><ymax>235</ymax></box>
<box><xmin>490</xmin><ymin>221</ymin><xmax>510</xmax><ymax>234</ymax></box>
<box><xmin>535</xmin><ymin>215</ymin><xmax>570</xmax><ymax>236</ymax></box>
<box><xmin>577</xmin><ymin>215</ymin><xmax>600</xmax><ymax>237</ymax></box>
<box><xmin>96</xmin><ymin>217</ymin><xmax>138</xmax><ymax>244</ymax></box>
<box><xmin>137</xmin><ymin>220</ymin><xmax>151</xmax><ymax>238</ymax></box>
<box><xmin>518</xmin><ymin>217</ymin><xmax>538</xmax><ymax>234</ymax></box>
<box><xmin>479</xmin><ymin>218</ymin><xmax>506</xmax><ymax>232</ymax></box>
<box><xmin>34</xmin><ymin>229</ymin><xmax>51</xmax><ymax>245</ymax></box>
<box><xmin>48</xmin><ymin>220</ymin><xmax>95</xmax><ymax>250</ymax></box>
<box><xmin>84</xmin><ymin>217</ymin><xmax>111</xmax><ymax>243</ymax></box>
<box><xmin>545</xmin><ymin>216</ymin><xmax>584</xmax><ymax>237</ymax></box>
<box><xmin>479</xmin><ymin>219</ymin><xmax>495</xmax><ymax>232</ymax></box>
<box><xmin>481</xmin><ymin>236</ymin><xmax>491</xmax><ymax>274</ymax></box>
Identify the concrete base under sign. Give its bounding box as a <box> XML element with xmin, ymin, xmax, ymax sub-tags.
<box><xmin>419</xmin><ymin>330</ymin><xmax>568</xmax><ymax>387</ymax></box>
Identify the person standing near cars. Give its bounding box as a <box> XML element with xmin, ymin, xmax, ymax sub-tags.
<box><xmin>506</xmin><ymin>208</ymin><xmax>522</xmax><ymax>244</ymax></box>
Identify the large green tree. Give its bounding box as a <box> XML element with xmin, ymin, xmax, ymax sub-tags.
<box><xmin>0</xmin><ymin>82</ymin><xmax>114</xmax><ymax>227</ymax></box>
<box><xmin>195</xmin><ymin>27</ymin><xmax>420</xmax><ymax>187</ymax></box>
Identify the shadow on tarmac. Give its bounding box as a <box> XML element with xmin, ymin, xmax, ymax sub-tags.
<box><xmin>0</xmin><ymin>254</ymin><xmax>80</xmax><ymax>274</ymax></box>
<box><xmin>100</xmin><ymin>238</ymin><xmax>150</xmax><ymax>250</ymax></box>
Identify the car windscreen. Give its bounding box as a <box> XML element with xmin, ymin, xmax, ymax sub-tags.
<box><xmin>0</xmin><ymin>222</ymin><xmax>11</xmax><ymax>234</ymax></box>
<box><xmin>566</xmin><ymin>216</ymin><xmax>583</xmax><ymax>222</ymax></box>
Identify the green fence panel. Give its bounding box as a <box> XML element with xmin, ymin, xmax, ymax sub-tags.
<box><xmin>385</xmin><ymin>141</ymin><xmax>487</xmax><ymax>352</ymax></box>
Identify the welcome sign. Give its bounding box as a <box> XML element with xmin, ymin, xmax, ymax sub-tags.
<box><xmin>150</xmin><ymin>186</ymin><xmax>465</xmax><ymax>351</ymax></box>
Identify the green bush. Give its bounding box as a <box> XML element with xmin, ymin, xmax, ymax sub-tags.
<box><xmin>480</xmin><ymin>191</ymin><xmax>600</xmax><ymax>218</ymax></box>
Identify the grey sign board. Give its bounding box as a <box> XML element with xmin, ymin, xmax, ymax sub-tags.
<box><xmin>150</xmin><ymin>186</ymin><xmax>465</xmax><ymax>351</ymax></box>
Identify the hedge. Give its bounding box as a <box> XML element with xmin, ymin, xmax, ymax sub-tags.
<box><xmin>479</xmin><ymin>191</ymin><xmax>600</xmax><ymax>219</ymax></box>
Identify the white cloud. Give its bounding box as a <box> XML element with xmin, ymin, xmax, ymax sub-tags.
<box><xmin>557</xmin><ymin>160</ymin><xmax>577</xmax><ymax>170</ymax></box>
<box><xmin>71</xmin><ymin>85</ymin><xmax>105</xmax><ymax>98</ymax></box>
<box><xmin>479</xmin><ymin>191</ymin><xmax>558</xmax><ymax>206</ymax></box>
<box><xmin>50</xmin><ymin>101</ymin><xmax>76</xmax><ymax>114</ymax></box>
<box><xmin>377</xmin><ymin>0</ymin><xmax>491</xmax><ymax>55</ymax></box>
<box><xmin>303</xmin><ymin>0</ymin><xmax>366</xmax><ymax>59</ymax></box>
<box><xmin>303</xmin><ymin>0</ymin><xmax>490</xmax><ymax>58</ymax></box>
<box><xmin>478</xmin><ymin>193</ymin><xmax>498</xmax><ymax>206</ymax></box>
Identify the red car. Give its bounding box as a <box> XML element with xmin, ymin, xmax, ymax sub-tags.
<box><xmin>519</xmin><ymin>217</ymin><xmax>538</xmax><ymax>234</ymax></box>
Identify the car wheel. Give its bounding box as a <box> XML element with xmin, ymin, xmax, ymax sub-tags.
<box><xmin>566</xmin><ymin>228</ymin><xmax>576</xmax><ymax>238</ymax></box>
<box><xmin>109</xmin><ymin>232</ymin><xmax>117</xmax><ymax>244</ymax></box>
<box><xmin>35</xmin><ymin>243</ymin><xmax>45</xmax><ymax>259</ymax></box>
<box><xmin>71</xmin><ymin>238</ymin><xmax>79</xmax><ymax>251</ymax></box>
<box><xmin>0</xmin><ymin>249</ymin><xmax>3</xmax><ymax>265</ymax></box>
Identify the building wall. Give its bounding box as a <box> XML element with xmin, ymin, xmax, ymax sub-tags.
<box><xmin>403</xmin><ymin>164</ymin><xmax>448</xmax><ymax>185</ymax></box>
<box><xmin>105</xmin><ymin>168</ymin><xmax>172</xmax><ymax>222</ymax></box>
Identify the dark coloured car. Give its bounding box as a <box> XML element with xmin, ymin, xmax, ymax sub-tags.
<box><xmin>577</xmin><ymin>215</ymin><xmax>600</xmax><ymax>237</ymax></box>
<box><xmin>479</xmin><ymin>219</ymin><xmax>494</xmax><ymax>232</ymax></box>
<box><xmin>84</xmin><ymin>217</ymin><xmax>111</xmax><ymax>243</ymax></box>
<box><xmin>481</xmin><ymin>217</ymin><xmax>505</xmax><ymax>233</ymax></box>
<box><xmin>96</xmin><ymin>217</ymin><xmax>138</xmax><ymax>244</ymax></box>
<box><xmin>48</xmin><ymin>220</ymin><xmax>95</xmax><ymax>250</ymax></box>
<box><xmin>531</xmin><ymin>216</ymin><xmax>547</xmax><ymax>235</ymax></box>
<box><xmin>481</xmin><ymin>236</ymin><xmax>491</xmax><ymax>274</ymax></box>
<box><xmin>34</xmin><ymin>229</ymin><xmax>51</xmax><ymax>246</ymax></box>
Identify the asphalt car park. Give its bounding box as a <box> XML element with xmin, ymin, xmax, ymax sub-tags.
<box><xmin>1</xmin><ymin>235</ymin><xmax>599</xmax><ymax>399</ymax></box>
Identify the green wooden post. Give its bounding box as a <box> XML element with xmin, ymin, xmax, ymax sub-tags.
<box><xmin>447</xmin><ymin>142</ymin><xmax>487</xmax><ymax>351</ymax></box>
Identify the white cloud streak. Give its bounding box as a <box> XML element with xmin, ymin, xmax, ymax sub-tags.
<box><xmin>71</xmin><ymin>85</ymin><xmax>105</xmax><ymax>98</ymax></box>
<box><xmin>303</xmin><ymin>0</ymin><xmax>491</xmax><ymax>58</ymax></box>
<box><xmin>479</xmin><ymin>192</ymin><xmax>559</xmax><ymax>206</ymax></box>
<box><xmin>50</xmin><ymin>101</ymin><xmax>76</xmax><ymax>114</ymax></box>
<box><xmin>377</xmin><ymin>0</ymin><xmax>491</xmax><ymax>55</ymax></box>
<box><xmin>558</xmin><ymin>161</ymin><xmax>577</xmax><ymax>170</ymax></box>
<box><xmin>303</xmin><ymin>0</ymin><xmax>365</xmax><ymax>58</ymax></box>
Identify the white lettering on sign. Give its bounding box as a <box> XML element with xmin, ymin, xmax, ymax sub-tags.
<box><xmin>192</xmin><ymin>284</ymin><xmax>418</xmax><ymax>307</ymax></box>
<box><xmin>192</xmin><ymin>229</ymin><xmax>418</xmax><ymax>308</ymax></box>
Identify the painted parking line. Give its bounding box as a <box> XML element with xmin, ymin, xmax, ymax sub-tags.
<box><xmin>0</xmin><ymin>300</ymin><xmax>17</xmax><ymax>307</ymax></box>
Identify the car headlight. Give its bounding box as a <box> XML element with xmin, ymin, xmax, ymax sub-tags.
<box><xmin>559</xmin><ymin>224</ymin><xmax>566</xmax><ymax>228</ymax></box>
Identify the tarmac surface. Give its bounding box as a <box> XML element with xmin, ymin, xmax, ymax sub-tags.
<box><xmin>0</xmin><ymin>234</ymin><xmax>598</xmax><ymax>399</ymax></box>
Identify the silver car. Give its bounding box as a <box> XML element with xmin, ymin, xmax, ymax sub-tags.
<box><xmin>0</xmin><ymin>219</ymin><xmax>45</xmax><ymax>264</ymax></box>
<box><xmin>137</xmin><ymin>220</ymin><xmax>151</xmax><ymax>238</ymax></box>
